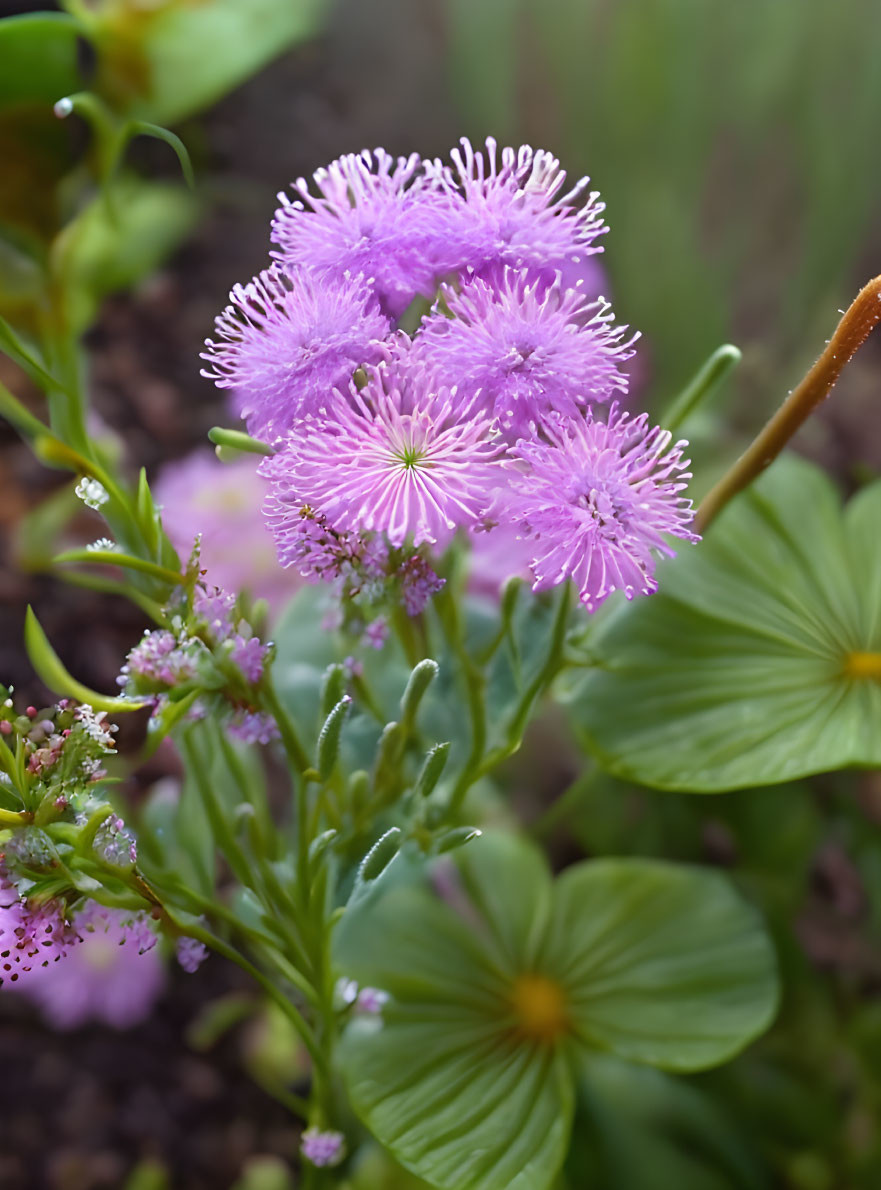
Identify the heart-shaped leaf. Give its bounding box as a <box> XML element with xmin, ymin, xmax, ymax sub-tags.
<box><xmin>335</xmin><ymin>833</ymin><xmax>777</xmax><ymax>1190</ymax></box>
<box><xmin>571</xmin><ymin>455</ymin><xmax>881</xmax><ymax>790</ymax></box>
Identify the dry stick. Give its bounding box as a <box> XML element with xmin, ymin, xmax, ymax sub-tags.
<box><xmin>695</xmin><ymin>274</ymin><xmax>881</xmax><ymax>534</ymax></box>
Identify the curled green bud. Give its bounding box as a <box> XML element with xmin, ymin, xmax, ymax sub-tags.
<box><xmin>317</xmin><ymin>696</ymin><xmax>351</xmax><ymax>780</ymax></box>
<box><xmin>415</xmin><ymin>741</ymin><xmax>451</xmax><ymax>799</ymax></box>
<box><xmin>400</xmin><ymin>658</ymin><xmax>439</xmax><ymax>725</ymax></box>
<box><xmin>359</xmin><ymin>827</ymin><xmax>401</xmax><ymax>883</ymax></box>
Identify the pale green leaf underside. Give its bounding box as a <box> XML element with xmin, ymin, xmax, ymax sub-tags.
<box><xmin>574</xmin><ymin>455</ymin><xmax>881</xmax><ymax>790</ymax></box>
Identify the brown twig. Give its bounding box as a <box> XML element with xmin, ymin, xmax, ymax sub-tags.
<box><xmin>695</xmin><ymin>275</ymin><xmax>881</xmax><ymax>533</ymax></box>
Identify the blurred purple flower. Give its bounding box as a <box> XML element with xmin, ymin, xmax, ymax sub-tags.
<box><xmin>155</xmin><ymin>451</ymin><xmax>298</xmax><ymax>620</ymax></box>
<box><xmin>176</xmin><ymin>936</ymin><xmax>208</xmax><ymax>974</ymax></box>
<box><xmin>201</xmin><ymin>265</ymin><xmax>389</xmax><ymax>439</ymax></box>
<box><xmin>13</xmin><ymin>903</ymin><xmax>164</xmax><ymax>1028</ymax></box>
<box><xmin>467</xmin><ymin>521</ymin><xmax>534</xmax><ymax>598</ymax></box>
<box><xmin>272</xmin><ymin>148</ymin><xmax>456</xmax><ymax>317</ymax></box>
<box><xmin>301</xmin><ymin>1127</ymin><xmax>345</xmax><ymax>1168</ymax></box>
<box><xmin>266</xmin><ymin>365</ymin><xmax>503</xmax><ymax>549</ymax></box>
<box><xmin>415</xmin><ymin>268</ymin><xmax>635</xmax><ymax>437</ymax></box>
<box><xmin>229</xmin><ymin>635</ymin><xmax>269</xmax><ymax>684</ymax></box>
<box><xmin>507</xmin><ymin>404</ymin><xmax>698</xmax><ymax>610</ymax></box>
<box><xmin>228</xmin><ymin>709</ymin><xmax>279</xmax><ymax>746</ymax></box>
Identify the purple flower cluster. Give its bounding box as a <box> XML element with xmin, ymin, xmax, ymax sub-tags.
<box><xmin>204</xmin><ymin>138</ymin><xmax>697</xmax><ymax>613</ymax></box>
<box><xmin>0</xmin><ymin>877</ymin><xmax>79</xmax><ymax>988</ymax></box>
<box><xmin>15</xmin><ymin>903</ymin><xmax>165</xmax><ymax>1029</ymax></box>
<box><xmin>118</xmin><ymin>583</ymin><xmax>277</xmax><ymax>745</ymax></box>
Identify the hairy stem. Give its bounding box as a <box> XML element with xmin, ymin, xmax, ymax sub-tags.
<box><xmin>696</xmin><ymin>274</ymin><xmax>881</xmax><ymax>533</ymax></box>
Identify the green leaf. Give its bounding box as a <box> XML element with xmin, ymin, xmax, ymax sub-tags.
<box><xmin>543</xmin><ymin>858</ymin><xmax>779</xmax><ymax>1071</ymax></box>
<box><xmin>91</xmin><ymin>0</ymin><xmax>326</xmax><ymax>125</ymax></box>
<box><xmin>335</xmin><ymin>833</ymin><xmax>777</xmax><ymax>1189</ymax></box>
<box><xmin>0</xmin><ymin>14</ymin><xmax>83</xmax><ymax>109</ymax></box>
<box><xmin>568</xmin><ymin>1054</ymin><xmax>767</xmax><ymax>1190</ymax></box>
<box><xmin>572</xmin><ymin>454</ymin><xmax>881</xmax><ymax>790</ymax></box>
<box><xmin>56</xmin><ymin>178</ymin><xmax>198</xmax><ymax>332</ymax></box>
<box><xmin>336</xmin><ymin>838</ymin><xmax>573</xmax><ymax>1190</ymax></box>
<box><xmin>24</xmin><ymin>605</ymin><xmax>147</xmax><ymax>712</ymax></box>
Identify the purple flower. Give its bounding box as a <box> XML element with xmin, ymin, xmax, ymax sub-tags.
<box><xmin>300</xmin><ymin>1127</ymin><xmax>345</xmax><ymax>1168</ymax></box>
<box><xmin>229</xmin><ymin>635</ymin><xmax>268</xmax><ymax>684</ymax></box>
<box><xmin>193</xmin><ymin>585</ymin><xmax>238</xmax><ymax>641</ymax></box>
<box><xmin>201</xmin><ymin>265</ymin><xmax>389</xmax><ymax>440</ymax></box>
<box><xmin>272</xmin><ymin>148</ymin><xmax>455</xmax><ymax>316</ymax></box>
<box><xmin>155</xmin><ymin>450</ymin><xmax>299</xmax><ymax>622</ymax></box>
<box><xmin>16</xmin><ymin>904</ymin><xmax>164</xmax><ymax>1029</ymax></box>
<box><xmin>506</xmin><ymin>404</ymin><xmax>698</xmax><ymax>610</ymax></box>
<box><xmin>398</xmin><ymin>554</ymin><xmax>445</xmax><ymax>616</ymax></box>
<box><xmin>355</xmin><ymin>986</ymin><xmax>389</xmax><ymax>1014</ymax></box>
<box><xmin>176</xmin><ymin>935</ymin><xmax>208</xmax><ymax>974</ymax></box>
<box><xmin>121</xmin><ymin>630</ymin><xmax>197</xmax><ymax>688</ymax></box>
<box><xmin>426</xmin><ymin>137</ymin><xmax>607</xmax><ymax>283</ymax></box>
<box><xmin>228</xmin><ymin>709</ymin><xmax>279</xmax><ymax>746</ymax></box>
<box><xmin>0</xmin><ymin>885</ymin><xmax>78</xmax><ymax>988</ymax></box>
<box><xmin>415</xmin><ymin>269</ymin><xmax>635</xmax><ymax>437</ymax></box>
<box><xmin>267</xmin><ymin>366</ymin><xmax>503</xmax><ymax>548</ymax></box>
<box><xmin>362</xmin><ymin>616</ymin><xmax>389</xmax><ymax>650</ymax></box>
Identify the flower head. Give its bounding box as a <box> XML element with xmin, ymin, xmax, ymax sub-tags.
<box><xmin>507</xmin><ymin>404</ymin><xmax>698</xmax><ymax>610</ymax></box>
<box><xmin>272</xmin><ymin>148</ymin><xmax>455</xmax><ymax>316</ymax></box>
<box><xmin>0</xmin><ymin>884</ymin><xmax>78</xmax><ymax>988</ymax></box>
<box><xmin>415</xmin><ymin>269</ymin><xmax>634</xmax><ymax>436</ymax></box>
<box><xmin>16</xmin><ymin>903</ymin><xmax>164</xmax><ymax>1029</ymax></box>
<box><xmin>176</xmin><ymin>935</ymin><xmax>208</xmax><ymax>974</ymax></box>
<box><xmin>427</xmin><ymin>137</ymin><xmax>607</xmax><ymax>283</ymax></box>
<box><xmin>300</xmin><ymin>1127</ymin><xmax>345</xmax><ymax>1168</ymax></box>
<box><xmin>265</xmin><ymin>365</ymin><xmax>503</xmax><ymax>549</ymax></box>
<box><xmin>201</xmin><ymin>265</ymin><xmax>389</xmax><ymax>440</ymax></box>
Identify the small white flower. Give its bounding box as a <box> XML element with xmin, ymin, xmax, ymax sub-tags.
<box><xmin>75</xmin><ymin>478</ymin><xmax>109</xmax><ymax>510</ymax></box>
<box><xmin>87</xmin><ymin>537</ymin><xmax>118</xmax><ymax>553</ymax></box>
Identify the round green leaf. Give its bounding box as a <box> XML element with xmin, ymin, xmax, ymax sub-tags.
<box><xmin>335</xmin><ymin>835</ymin><xmax>573</xmax><ymax>1190</ymax></box>
<box><xmin>334</xmin><ymin>834</ymin><xmax>777</xmax><ymax>1187</ymax></box>
<box><xmin>573</xmin><ymin>455</ymin><xmax>881</xmax><ymax>790</ymax></box>
<box><xmin>542</xmin><ymin>859</ymin><xmax>779</xmax><ymax>1071</ymax></box>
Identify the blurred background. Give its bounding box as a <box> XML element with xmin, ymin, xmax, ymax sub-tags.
<box><xmin>2</xmin><ymin>1</ymin><xmax>881</xmax><ymax>1186</ymax></box>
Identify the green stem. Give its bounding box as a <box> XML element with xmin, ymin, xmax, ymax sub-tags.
<box><xmin>696</xmin><ymin>274</ymin><xmax>881</xmax><ymax>533</ymax></box>
<box><xmin>181</xmin><ymin>921</ymin><xmax>323</xmax><ymax>1070</ymax></box>
<box><xmin>661</xmin><ymin>343</ymin><xmax>741</xmax><ymax>434</ymax></box>
<box><xmin>261</xmin><ymin>680</ymin><xmax>310</xmax><ymax>774</ymax></box>
<box><xmin>180</xmin><ymin>729</ymin><xmax>255</xmax><ymax>892</ymax></box>
<box><xmin>437</xmin><ymin>585</ymin><xmax>486</xmax><ymax>817</ymax></box>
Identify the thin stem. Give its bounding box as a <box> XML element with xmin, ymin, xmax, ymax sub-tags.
<box><xmin>180</xmin><ymin>729</ymin><xmax>254</xmax><ymax>892</ymax></box>
<box><xmin>261</xmin><ymin>680</ymin><xmax>310</xmax><ymax>774</ymax></box>
<box><xmin>696</xmin><ymin>275</ymin><xmax>881</xmax><ymax>533</ymax></box>
<box><xmin>437</xmin><ymin>586</ymin><xmax>486</xmax><ymax>816</ymax></box>
<box><xmin>477</xmin><ymin>583</ymin><xmax>571</xmax><ymax>779</ymax></box>
<box><xmin>662</xmin><ymin>343</ymin><xmax>741</xmax><ymax>434</ymax></box>
<box><xmin>182</xmin><ymin>921</ymin><xmax>323</xmax><ymax>1069</ymax></box>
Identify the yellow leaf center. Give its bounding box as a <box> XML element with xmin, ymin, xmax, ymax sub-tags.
<box><xmin>842</xmin><ymin>651</ymin><xmax>881</xmax><ymax>680</ymax></box>
<box><xmin>510</xmin><ymin>974</ymin><xmax>570</xmax><ymax>1043</ymax></box>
